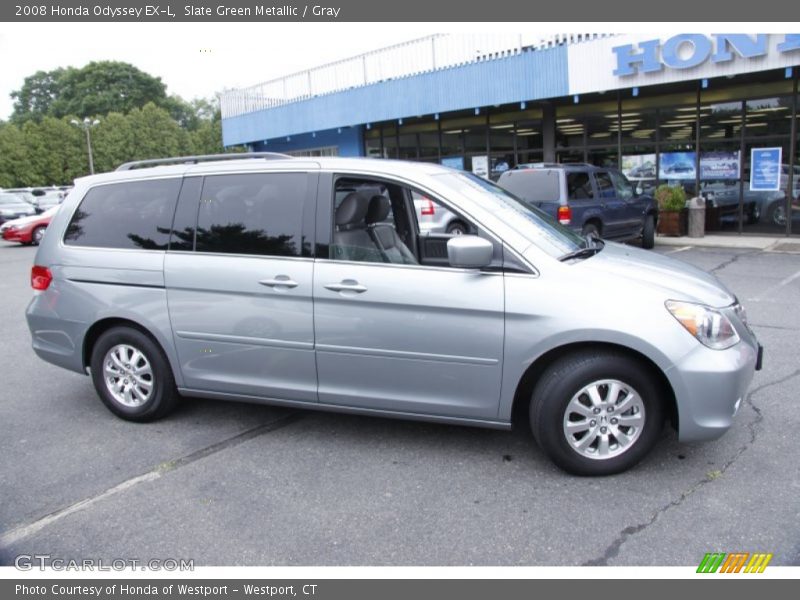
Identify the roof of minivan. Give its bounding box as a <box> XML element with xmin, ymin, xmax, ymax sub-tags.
<box><xmin>73</xmin><ymin>156</ymin><xmax>454</xmax><ymax>187</ymax></box>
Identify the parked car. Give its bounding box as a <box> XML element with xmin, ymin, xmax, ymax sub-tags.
<box><xmin>413</xmin><ymin>190</ymin><xmax>471</xmax><ymax>234</ymax></box>
<box><xmin>700</xmin><ymin>181</ymin><xmax>761</xmax><ymax>225</ymax></box>
<box><xmin>663</xmin><ymin>162</ymin><xmax>696</xmax><ymax>178</ymax></box>
<box><xmin>627</xmin><ymin>164</ymin><xmax>656</xmax><ymax>179</ymax></box>
<box><xmin>32</xmin><ymin>190</ymin><xmax>66</xmax><ymax>212</ymax></box>
<box><xmin>0</xmin><ymin>192</ymin><xmax>37</xmax><ymax>225</ymax></box>
<box><xmin>1</xmin><ymin>206</ymin><xmax>59</xmax><ymax>245</ymax></box>
<box><xmin>27</xmin><ymin>153</ymin><xmax>761</xmax><ymax>476</ymax></box>
<box><xmin>497</xmin><ymin>163</ymin><xmax>658</xmax><ymax>249</ymax></box>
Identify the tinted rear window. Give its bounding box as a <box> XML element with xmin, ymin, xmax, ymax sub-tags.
<box><xmin>64</xmin><ymin>179</ymin><xmax>181</xmax><ymax>250</ymax></box>
<box><xmin>499</xmin><ymin>170</ymin><xmax>560</xmax><ymax>203</ymax></box>
<box><xmin>195</xmin><ymin>173</ymin><xmax>306</xmax><ymax>257</ymax></box>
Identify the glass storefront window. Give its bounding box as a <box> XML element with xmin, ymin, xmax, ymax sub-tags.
<box><xmin>516</xmin><ymin>120</ymin><xmax>543</xmax><ymax>165</ymax></box>
<box><xmin>382</xmin><ymin>126</ymin><xmax>398</xmax><ymax>159</ymax></box>
<box><xmin>697</xmin><ymin>141</ymin><xmax>742</xmax><ymax>232</ymax></box>
<box><xmin>700</xmin><ymin>102</ymin><xmax>742</xmax><ymax>143</ymax></box>
<box><xmin>418</xmin><ymin>131</ymin><xmax>439</xmax><ymax>160</ymax></box>
<box><xmin>365</xmin><ymin>130</ymin><xmax>382</xmax><ymax>159</ymax></box>
<box><xmin>585</xmin><ymin>112</ymin><xmax>616</xmax><ymax>146</ymax></box>
<box><xmin>620</xmin><ymin>107</ymin><xmax>657</xmax><ymax>145</ymax></box>
<box><xmin>659</xmin><ymin>105</ymin><xmax>697</xmax><ymax>143</ymax></box>
<box><xmin>746</xmin><ymin>97</ymin><xmax>793</xmax><ymax>138</ymax></box>
<box><xmin>398</xmin><ymin>133</ymin><xmax>418</xmax><ymax>159</ymax></box>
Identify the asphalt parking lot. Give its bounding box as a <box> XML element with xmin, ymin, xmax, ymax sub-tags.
<box><xmin>1</xmin><ymin>240</ymin><xmax>798</xmax><ymax>567</ymax></box>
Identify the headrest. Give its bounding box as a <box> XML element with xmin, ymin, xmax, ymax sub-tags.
<box><xmin>335</xmin><ymin>192</ymin><xmax>368</xmax><ymax>226</ymax></box>
<box><xmin>366</xmin><ymin>195</ymin><xmax>391</xmax><ymax>225</ymax></box>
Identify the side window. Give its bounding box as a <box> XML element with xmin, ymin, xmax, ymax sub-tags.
<box><xmin>195</xmin><ymin>173</ymin><xmax>306</xmax><ymax>257</ymax></box>
<box><xmin>64</xmin><ymin>178</ymin><xmax>181</xmax><ymax>250</ymax></box>
<box><xmin>594</xmin><ymin>172</ymin><xmax>616</xmax><ymax>199</ymax></box>
<box><xmin>412</xmin><ymin>191</ymin><xmax>469</xmax><ymax>234</ymax></box>
<box><xmin>609</xmin><ymin>171</ymin><xmax>634</xmax><ymax>201</ymax></box>
<box><xmin>566</xmin><ymin>172</ymin><xmax>594</xmax><ymax>201</ymax></box>
<box><xmin>330</xmin><ymin>178</ymin><xmax>416</xmax><ymax>265</ymax></box>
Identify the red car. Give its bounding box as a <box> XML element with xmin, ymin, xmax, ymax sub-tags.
<box><xmin>0</xmin><ymin>206</ymin><xmax>59</xmax><ymax>245</ymax></box>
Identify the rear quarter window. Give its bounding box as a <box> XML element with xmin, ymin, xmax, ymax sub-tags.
<box><xmin>64</xmin><ymin>179</ymin><xmax>181</xmax><ymax>250</ymax></box>
<box><xmin>499</xmin><ymin>170</ymin><xmax>561</xmax><ymax>204</ymax></box>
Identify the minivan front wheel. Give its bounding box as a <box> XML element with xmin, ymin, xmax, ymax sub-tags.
<box><xmin>90</xmin><ymin>327</ymin><xmax>179</xmax><ymax>422</ymax></box>
<box><xmin>530</xmin><ymin>350</ymin><xmax>664</xmax><ymax>476</ymax></box>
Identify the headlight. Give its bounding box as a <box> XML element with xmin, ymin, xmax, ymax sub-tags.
<box><xmin>665</xmin><ymin>300</ymin><xmax>740</xmax><ymax>350</ymax></box>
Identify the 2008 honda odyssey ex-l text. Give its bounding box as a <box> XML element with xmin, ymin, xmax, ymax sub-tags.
<box><xmin>26</xmin><ymin>154</ymin><xmax>763</xmax><ymax>475</ymax></box>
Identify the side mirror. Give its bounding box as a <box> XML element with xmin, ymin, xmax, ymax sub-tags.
<box><xmin>635</xmin><ymin>185</ymin><xmax>643</xmax><ymax>196</ymax></box>
<box><xmin>447</xmin><ymin>235</ymin><xmax>493</xmax><ymax>269</ymax></box>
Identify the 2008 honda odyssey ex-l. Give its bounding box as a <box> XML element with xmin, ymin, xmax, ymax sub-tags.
<box><xmin>26</xmin><ymin>154</ymin><xmax>763</xmax><ymax>475</ymax></box>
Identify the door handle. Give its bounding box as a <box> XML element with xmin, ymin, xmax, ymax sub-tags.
<box><xmin>324</xmin><ymin>280</ymin><xmax>368</xmax><ymax>294</ymax></box>
<box><xmin>259</xmin><ymin>276</ymin><xmax>299</xmax><ymax>289</ymax></box>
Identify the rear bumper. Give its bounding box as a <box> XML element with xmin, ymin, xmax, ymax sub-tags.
<box><xmin>26</xmin><ymin>294</ymin><xmax>87</xmax><ymax>375</ymax></box>
<box><xmin>667</xmin><ymin>337</ymin><xmax>759</xmax><ymax>442</ymax></box>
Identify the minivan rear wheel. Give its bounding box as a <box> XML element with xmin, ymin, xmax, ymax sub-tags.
<box><xmin>89</xmin><ymin>326</ymin><xmax>179</xmax><ymax>422</ymax></box>
<box><xmin>529</xmin><ymin>350</ymin><xmax>665</xmax><ymax>476</ymax></box>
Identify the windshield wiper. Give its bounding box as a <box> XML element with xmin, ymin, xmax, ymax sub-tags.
<box><xmin>559</xmin><ymin>239</ymin><xmax>604</xmax><ymax>262</ymax></box>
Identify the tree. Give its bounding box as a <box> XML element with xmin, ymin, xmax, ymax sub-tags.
<box><xmin>10</xmin><ymin>62</ymin><xmax>171</xmax><ymax>123</ymax></box>
<box><xmin>53</xmin><ymin>62</ymin><xmax>169</xmax><ymax>119</ymax></box>
<box><xmin>10</xmin><ymin>68</ymin><xmax>71</xmax><ymax>124</ymax></box>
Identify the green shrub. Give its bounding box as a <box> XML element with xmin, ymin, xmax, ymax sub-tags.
<box><xmin>654</xmin><ymin>184</ymin><xmax>687</xmax><ymax>212</ymax></box>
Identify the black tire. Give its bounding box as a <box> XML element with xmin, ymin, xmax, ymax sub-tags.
<box><xmin>581</xmin><ymin>222</ymin><xmax>600</xmax><ymax>239</ymax></box>
<box><xmin>89</xmin><ymin>326</ymin><xmax>179</xmax><ymax>422</ymax></box>
<box><xmin>765</xmin><ymin>201</ymin><xmax>786</xmax><ymax>227</ymax></box>
<box><xmin>31</xmin><ymin>225</ymin><xmax>46</xmax><ymax>246</ymax></box>
<box><xmin>446</xmin><ymin>220</ymin><xmax>469</xmax><ymax>235</ymax></box>
<box><xmin>746</xmin><ymin>204</ymin><xmax>761</xmax><ymax>225</ymax></box>
<box><xmin>529</xmin><ymin>350</ymin><xmax>665</xmax><ymax>476</ymax></box>
<box><xmin>641</xmin><ymin>215</ymin><xmax>655</xmax><ymax>249</ymax></box>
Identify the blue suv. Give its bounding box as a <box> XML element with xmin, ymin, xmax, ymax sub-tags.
<box><xmin>497</xmin><ymin>164</ymin><xmax>658</xmax><ymax>249</ymax></box>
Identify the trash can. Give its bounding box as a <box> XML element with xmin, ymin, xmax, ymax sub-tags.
<box><xmin>687</xmin><ymin>196</ymin><xmax>705</xmax><ymax>238</ymax></box>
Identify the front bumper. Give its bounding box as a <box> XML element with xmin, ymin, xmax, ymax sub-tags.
<box><xmin>2</xmin><ymin>228</ymin><xmax>30</xmax><ymax>243</ymax></box>
<box><xmin>667</xmin><ymin>335</ymin><xmax>760</xmax><ymax>443</ymax></box>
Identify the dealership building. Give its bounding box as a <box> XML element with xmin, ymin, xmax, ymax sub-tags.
<box><xmin>220</xmin><ymin>33</ymin><xmax>800</xmax><ymax>236</ymax></box>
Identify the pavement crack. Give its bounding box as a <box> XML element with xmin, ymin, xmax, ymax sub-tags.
<box><xmin>709</xmin><ymin>248</ymin><xmax>758</xmax><ymax>275</ymax></box>
<box><xmin>582</xmin><ymin>369</ymin><xmax>800</xmax><ymax>566</ymax></box>
<box><xmin>0</xmin><ymin>411</ymin><xmax>305</xmax><ymax>548</ymax></box>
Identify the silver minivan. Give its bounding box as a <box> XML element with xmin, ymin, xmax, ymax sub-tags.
<box><xmin>26</xmin><ymin>154</ymin><xmax>762</xmax><ymax>475</ymax></box>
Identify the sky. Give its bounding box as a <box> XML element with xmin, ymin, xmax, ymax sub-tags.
<box><xmin>0</xmin><ymin>23</ymin><xmax>441</xmax><ymax>120</ymax></box>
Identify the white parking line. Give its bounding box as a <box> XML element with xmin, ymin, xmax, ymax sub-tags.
<box><xmin>0</xmin><ymin>471</ymin><xmax>161</xmax><ymax>548</ymax></box>
<box><xmin>665</xmin><ymin>246</ymin><xmax>692</xmax><ymax>254</ymax></box>
<box><xmin>751</xmin><ymin>268</ymin><xmax>800</xmax><ymax>302</ymax></box>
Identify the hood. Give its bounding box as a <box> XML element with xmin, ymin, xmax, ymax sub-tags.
<box><xmin>575</xmin><ymin>242</ymin><xmax>735</xmax><ymax>307</ymax></box>
<box><xmin>0</xmin><ymin>207</ymin><xmax>55</xmax><ymax>228</ymax></box>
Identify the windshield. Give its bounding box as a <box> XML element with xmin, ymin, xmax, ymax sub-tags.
<box><xmin>434</xmin><ymin>171</ymin><xmax>586</xmax><ymax>258</ymax></box>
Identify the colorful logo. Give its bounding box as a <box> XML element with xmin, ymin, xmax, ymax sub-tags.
<box><xmin>697</xmin><ymin>552</ymin><xmax>773</xmax><ymax>573</ymax></box>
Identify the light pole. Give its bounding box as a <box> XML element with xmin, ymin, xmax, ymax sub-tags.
<box><xmin>70</xmin><ymin>117</ymin><xmax>100</xmax><ymax>174</ymax></box>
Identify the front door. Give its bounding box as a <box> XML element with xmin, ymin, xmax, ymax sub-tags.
<box><xmin>313</xmin><ymin>176</ymin><xmax>505</xmax><ymax>420</ymax></box>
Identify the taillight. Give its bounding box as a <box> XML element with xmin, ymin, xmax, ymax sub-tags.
<box><xmin>420</xmin><ymin>199</ymin><xmax>435</xmax><ymax>216</ymax></box>
<box><xmin>557</xmin><ymin>205</ymin><xmax>572</xmax><ymax>225</ymax></box>
<box><xmin>31</xmin><ymin>265</ymin><xmax>52</xmax><ymax>290</ymax></box>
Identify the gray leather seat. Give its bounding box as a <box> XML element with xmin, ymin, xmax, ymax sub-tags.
<box><xmin>331</xmin><ymin>192</ymin><xmax>383</xmax><ymax>262</ymax></box>
<box><xmin>365</xmin><ymin>196</ymin><xmax>418</xmax><ymax>265</ymax></box>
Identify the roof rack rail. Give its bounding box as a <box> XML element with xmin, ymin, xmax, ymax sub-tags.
<box><xmin>115</xmin><ymin>152</ymin><xmax>292</xmax><ymax>171</ymax></box>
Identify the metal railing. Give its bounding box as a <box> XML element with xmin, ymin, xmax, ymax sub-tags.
<box><xmin>220</xmin><ymin>33</ymin><xmax>616</xmax><ymax>119</ymax></box>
